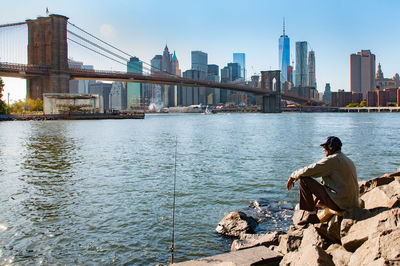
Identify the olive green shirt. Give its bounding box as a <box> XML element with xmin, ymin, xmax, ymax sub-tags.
<box><xmin>291</xmin><ymin>152</ymin><xmax>359</xmax><ymax>210</ymax></box>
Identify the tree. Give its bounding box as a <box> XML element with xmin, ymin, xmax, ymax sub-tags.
<box><xmin>359</xmin><ymin>101</ymin><xmax>367</xmax><ymax>107</ymax></box>
<box><xmin>0</xmin><ymin>78</ymin><xmax>7</xmax><ymax>114</ymax></box>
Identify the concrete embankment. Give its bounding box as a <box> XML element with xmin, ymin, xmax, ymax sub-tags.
<box><xmin>0</xmin><ymin>113</ymin><xmax>145</xmax><ymax>121</ymax></box>
<box><xmin>175</xmin><ymin>170</ymin><xmax>400</xmax><ymax>265</ymax></box>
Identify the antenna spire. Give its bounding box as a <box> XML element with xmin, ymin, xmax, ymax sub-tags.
<box><xmin>283</xmin><ymin>17</ymin><xmax>286</xmax><ymax>36</ymax></box>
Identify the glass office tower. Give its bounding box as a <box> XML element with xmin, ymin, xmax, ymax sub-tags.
<box><xmin>233</xmin><ymin>53</ymin><xmax>246</xmax><ymax>79</ymax></box>
<box><xmin>279</xmin><ymin>19</ymin><xmax>290</xmax><ymax>84</ymax></box>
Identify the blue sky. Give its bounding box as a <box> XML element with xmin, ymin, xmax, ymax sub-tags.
<box><xmin>1</xmin><ymin>0</ymin><xmax>400</xmax><ymax>101</ymax></box>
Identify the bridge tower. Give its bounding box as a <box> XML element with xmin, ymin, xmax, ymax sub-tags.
<box><xmin>26</xmin><ymin>14</ymin><xmax>70</xmax><ymax>99</ymax></box>
<box><xmin>261</xmin><ymin>70</ymin><xmax>281</xmax><ymax>113</ymax></box>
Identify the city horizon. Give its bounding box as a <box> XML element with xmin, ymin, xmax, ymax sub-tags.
<box><xmin>1</xmin><ymin>0</ymin><xmax>399</xmax><ymax>102</ymax></box>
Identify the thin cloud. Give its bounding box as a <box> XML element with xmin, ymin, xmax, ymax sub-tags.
<box><xmin>99</xmin><ymin>24</ymin><xmax>115</xmax><ymax>39</ymax></box>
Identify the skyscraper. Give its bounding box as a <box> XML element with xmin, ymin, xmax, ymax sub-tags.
<box><xmin>295</xmin><ymin>41</ymin><xmax>308</xmax><ymax>87</ymax></box>
<box><xmin>308</xmin><ymin>50</ymin><xmax>316</xmax><ymax>88</ymax></box>
<box><xmin>323</xmin><ymin>83</ymin><xmax>332</xmax><ymax>104</ymax></box>
<box><xmin>350</xmin><ymin>50</ymin><xmax>376</xmax><ymax>99</ymax></box>
<box><xmin>279</xmin><ymin>19</ymin><xmax>290</xmax><ymax>84</ymax></box>
<box><xmin>227</xmin><ymin>62</ymin><xmax>241</xmax><ymax>82</ymax></box>
<box><xmin>191</xmin><ymin>51</ymin><xmax>208</xmax><ymax>73</ymax></box>
<box><xmin>233</xmin><ymin>53</ymin><xmax>246</xmax><ymax>79</ymax></box>
<box><xmin>127</xmin><ymin>56</ymin><xmax>143</xmax><ymax>109</ymax></box>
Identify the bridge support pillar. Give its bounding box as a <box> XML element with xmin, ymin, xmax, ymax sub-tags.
<box><xmin>26</xmin><ymin>14</ymin><xmax>70</xmax><ymax>100</ymax></box>
<box><xmin>260</xmin><ymin>70</ymin><xmax>281</xmax><ymax>113</ymax></box>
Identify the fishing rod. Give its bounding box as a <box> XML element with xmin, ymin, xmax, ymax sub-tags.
<box><xmin>170</xmin><ymin>137</ymin><xmax>178</xmax><ymax>264</ymax></box>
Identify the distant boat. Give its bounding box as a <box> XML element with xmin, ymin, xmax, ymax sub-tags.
<box><xmin>203</xmin><ymin>106</ymin><xmax>213</xmax><ymax>115</ymax></box>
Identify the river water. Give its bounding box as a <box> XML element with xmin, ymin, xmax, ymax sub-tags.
<box><xmin>0</xmin><ymin>113</ymin><xmax>399</xmax><ymax>265</ymax></box>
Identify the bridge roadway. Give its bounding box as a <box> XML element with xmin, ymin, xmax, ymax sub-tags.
<box><xmin>0</xmin><ymin>62</ymin><xmax>321</xmax><ymax>104</ymax></box>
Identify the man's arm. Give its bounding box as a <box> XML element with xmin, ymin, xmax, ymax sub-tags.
<box><xmin>291</xmin><ymin>156</ymin><xmax>335</xmax><ymax>181</ymax></box>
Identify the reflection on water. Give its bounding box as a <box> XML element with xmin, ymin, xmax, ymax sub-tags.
<box><xmin>0</xmin><ymin>113</ymin><xmax>400</xmax><ymax>264</ymax></box>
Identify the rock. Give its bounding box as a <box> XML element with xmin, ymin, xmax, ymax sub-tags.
<box><xmin>361</xmin><ymin>179</ymin><xmax>400</xmax><ymax>209</ymax></box>
<box><xmin>231</xmin><ymin>231</ymin><xmax>282</xmax><ymax>251</ymax></box>
<box><xmin>279</xmin><ymin>244</ymin><xmax>334</xmax><ymax>266</ymax></box>
<box><xmin>292</xmin><ymin>209</ymin><xmax>305</xmax><ymax>225</ymax></box>
<box><xmin>359</xmin><ymin>175</ymin><xmax>395</xmax><ymax>196</ymax></box>
<box><xmin>300</xmin><ymin>225</ymin><xmax>328</xmax><ymax>250</ymax></box>
<box><xmin>326</xmin><ymin>244</ymin><xmax>352</xmax><ymax>266</ymax></box>
<box><xmin>276</xmin><ymin>226</ymin><xmax>304</xmax><ymax>255</ymax></box>
<box><xmin>215</xmin><ymin>211</ymin><xmax>258</xmax><ymax>237</ymax></box>
<box><xmin>313</xmin><ymin>215</ymin><xmax>342</xmax><ymax>244</ymax></box>
<box><xmin>341</xmin><ymin>208</ymin><xmax>400</xmax><ymax>252</ymax></box>
<box><xmin>349</xmin><ymin>229</ymin><xmax>400</xmax><ymax>265</ymax></box>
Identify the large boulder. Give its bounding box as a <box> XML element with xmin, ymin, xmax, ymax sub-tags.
<box><xmin>349</xmin><ymin>228</ymin><xmax>400</xmax><ymax>265</ymax></box>
<box><xmin>359</xmin><ymin>174</ymin><xmax>395</xmax><ymax>196</ymax></box>
<box><xmin>215</xmin><ymin>211</ymin><xmax>258</xmax><ymax>237</ymax></box>
<box><xmin>361</xmin><ymin>179</ymin><xmax>400</xmax><ymax>209</ymax></box>
<box><xmin>231</xmin><ymin>231</ymin><xmax>282</xmax><ymax>251</ymax></box>
<box><xmin>341</xmin><ymin>207</ymin><xmax>400</xmax><ymax>252</ymax></box>
<box><xmin>326</xmin><ymin>244</ymin><xmax>352</xmax><ymax>266</ymax></box>
<box><xmin>279</xmin><ymin>243</ymin><xmax>334</xmax><ymax>266</ymax></box>
<box><xmin>276</xmin><ymin>226</ymin><xmax>304</xmax><ymax>255</ymax></box>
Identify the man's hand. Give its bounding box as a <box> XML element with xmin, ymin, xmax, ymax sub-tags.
<box><xmin>287</xmin><ymin>177</ymin><xmax>295</xmax><ymax>191</ymax></box>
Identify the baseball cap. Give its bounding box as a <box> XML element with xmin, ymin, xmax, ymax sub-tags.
<box><xmin>320</xmin><ymin>136</ymin><xmax>342</xmax><ymax>151</ymax></box>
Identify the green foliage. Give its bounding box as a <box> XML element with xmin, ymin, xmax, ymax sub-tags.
<box><xmin>359</xmin><ymin>101</ymin><xmax>367</xmax><ymax>107</ymax></box>
<box><xmin>346</xmin><ymin>102</ymin><xmax>360</xmax><ymax>107</ymax></box>
<box><xmin>0</xmin><ymin>78</ymin><xmax>7</xmax><ymax>114</ymax></box>
<box><xmin>9</xmin><ymin>98</ymin><xmax>43</xmax><ymax>114</ymax></box>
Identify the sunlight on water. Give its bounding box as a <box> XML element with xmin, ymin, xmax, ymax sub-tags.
<box><xmin>0</xmin><ymin>113</ymin><xmax>399</xmax><ymax>264</ymax></box>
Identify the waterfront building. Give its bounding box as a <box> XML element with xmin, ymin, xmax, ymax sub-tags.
<box><xmin>279</xmin><ymin>19</ymin><xmax>290</xmax><ymax>84</ymax></box>
<box><xmin>323</xmin><ymin>83</ymin><xmax>332</xmax><ymax>104</ymax></box>
<box><xmin>233</xmin><ymin>53</ymin><xmax>246</xmax><ymax>79</ymax></box>
<box><xmin>89</xmin><ymin>82</ymin><xmax>112</xmax><ymax>111</ymax></box>
<box><xmin>109</xmin><ymin>82</ymin><xmax>127</xmax><ymax>111</ymax></box>
<box><xmin>375</xmin><ymin>63</ymin><xmax>397</xmax><ymax>91</ymax></box>
<box><xmin>350</xmin><ymin>50</ymin><xmax>376</xmax><ymax>99</ymax></box>
<box><xmin>191</xmin><ymin>51</ymin><xmax>208</xmax><ymax>73</ymax></box>
<box><xmin>367</xmin><ymin>88</ymin><xmax>400</xmax><ymax>107</ymax></box>
<box><xmin>127</xmin><ymin>56</ymin><xmax>143</xmax><ymax>109</ymax></box>
<box><xmin>331</xmin><ymin>90</ymin><xmax>363</xmax><ymax>107</ymax></box>
<box><xmin>295</xmin><ymin>41</ymin><xmax>308</xmax><ymax>87</ymax></box>
<box><xmin>308</xmin><ymin>50</ymin><xmax>316</xmax><ymax>89</ymax></box>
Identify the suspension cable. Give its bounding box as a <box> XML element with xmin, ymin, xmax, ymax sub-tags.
<box><xmin>67</xmin><ymin>21</ymin><xmax>178</xmax><ymax>77</ymax></box>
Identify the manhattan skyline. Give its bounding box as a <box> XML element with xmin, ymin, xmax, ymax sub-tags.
<box><xmin>1</xmin><ymin>0</ymin><xmax>400</xmax><ymax>101</ymax></box>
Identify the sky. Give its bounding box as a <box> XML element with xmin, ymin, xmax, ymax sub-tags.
<box><xmin>1</xmin><ymin>0</ymin><xmax>400</xmax><ymax>102</ymax></box>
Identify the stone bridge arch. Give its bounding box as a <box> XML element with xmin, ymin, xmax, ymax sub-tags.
<box><xmin>261</xmin><ymin>70</ymin><xmax>281</xmax><ymax>113</ymax></box>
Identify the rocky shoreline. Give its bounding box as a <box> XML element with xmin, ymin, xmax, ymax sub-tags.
<box><xmin>184</xmin><ymin>170</ymin><xmax>400</xmax><ymax>265</ymax></box>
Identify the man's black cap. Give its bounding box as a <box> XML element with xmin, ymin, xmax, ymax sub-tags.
<box><xmin>320</xmin><ymin>136</ymin><xmax>342</xmax><ymax>151</ymax></box>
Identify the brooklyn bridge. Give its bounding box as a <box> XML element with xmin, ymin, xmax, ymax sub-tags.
<box><xmin>0</xmin><ymin>14</ymin><xmax>323</xmax><ymax>113</ymax></box>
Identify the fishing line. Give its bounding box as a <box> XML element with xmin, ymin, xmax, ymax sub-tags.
<box><xmin>170</xmin><ymin>137</ymin><xmax>177</xmax><ymax>264</ymax></box>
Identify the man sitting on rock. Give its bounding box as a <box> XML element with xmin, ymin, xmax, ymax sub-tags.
<box><xmin>286</xmin><ymin>136</ymin><xmax>359</xmax><ymax>225</ymax></box>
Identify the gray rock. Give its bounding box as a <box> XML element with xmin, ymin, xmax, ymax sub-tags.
<box><xmin>326</xmin><ymin>244</ymin><xmax>352</xmax><ymax>266</ymax></box>
<box><xmin>341</xmin><ymin>208</ymin><xmax>400</xmax><ymax>252</ymax></box>
<box><xmin>361</xmin><ymin>179</ymin><xmax>400</xmax><ymax>209</ymax></box>
<box><xmin>231</xmin><ymin>231</ymin><xmax>282</xmax><ymax>251</ymax></box>
<box><xmin>349</xmin><ymin>229</ymin><xmax>400</xmax><ymax>265</ymax></box>
<box><xmin>215</xmin><ymin>211</ymin><xmax>258</xmax><ymax>237</ymax></box>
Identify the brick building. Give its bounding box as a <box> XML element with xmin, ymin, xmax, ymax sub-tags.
<box><xmin>367</xmin><ymin>88</ymin><xmax>400</xmax><ymax>107</ymax></box>
<box><xmin>331</xmin><ymin>90</ymin><xmax>363</xmax><ymax>107</ymax></box>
